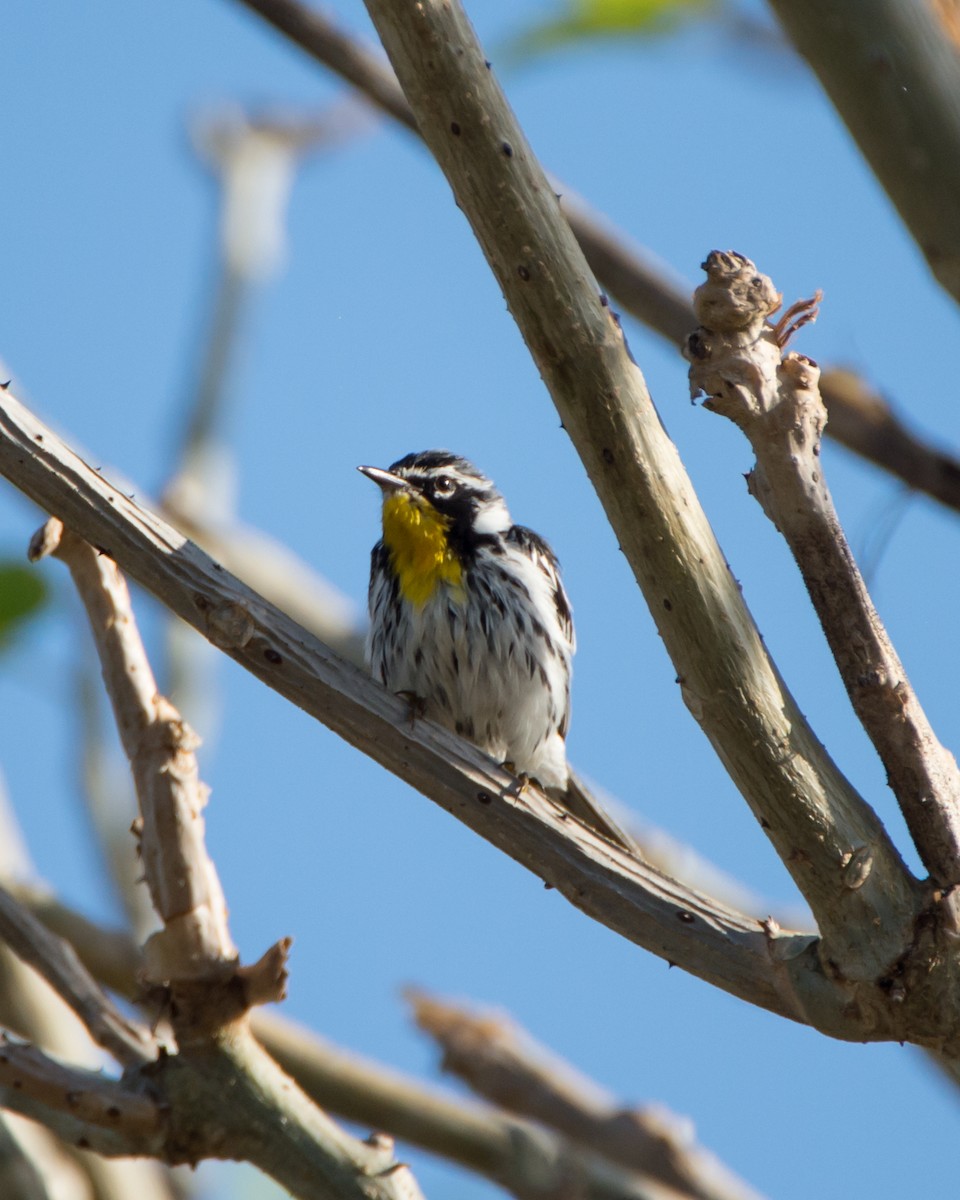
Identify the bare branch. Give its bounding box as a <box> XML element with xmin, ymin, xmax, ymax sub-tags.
<box><xmin>409</xmin><ymin>992</ymin><xmax>763</xmax><ymax>1200</ymax></box>
<box><xmin>1</xmin><ymin>388</ymin><xmax>865</xmax><ymax>1033</ymax></box>
<box><xmin>819</xmin><ymin>367</ymin><xmax>960</xmax><ymax>514</ymax></box>
<box><xmin>233</xmin><ymin>0</ymin><xmax>960</xmax><ymax>516</ymax></box>
<box><xmin>0</xmin><ymin>1028</ymin><xmax>428</xmax><ymax>1200</ymax></box>
<box><xmin>0</xmin><ymin>1035</ymin><xmax>164</xmax><ymax>1154</ymax></box>
<box><xmin>768</xmin><ymin>0</ymin><xmax>960</xmax><ymax>307</ymax></box>
<box><xmin>29</xmin><ymin>518</ymin><xmax>238</xmax><ymax>986</ymax></box>
<box><xmin>0</xmin><ymin>886</ymin><xmax>155</xmax><ymax>1067</ymax></box>
<box><xmin>162</xmin><ymin>501</ymin><xmax>365</xmax><ymax>666</ymax></box>
<box><xmin>257</xmin><ymin>1013</ymin><xmax>706</xmax><ymax>1200</ymax></box>
<box><xmin>358</xmin><ymin>0</ymin><xmax>925</xmax><ymax>986</ymax></box>
<box><xmin>686</xmin><ymin>251</ymin><xmax>960</xmax><ymax>895</ymax></box>
<box><xmin>0</xmin><ymin>894</ymin><xmax>753</xmax><ymax>1200</ymax></box>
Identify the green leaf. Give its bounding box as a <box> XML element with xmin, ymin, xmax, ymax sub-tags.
<box><xmin>0</xmin><ymin>561</ymin><xmax>49</xmax><ymax>650</ymax></box>
<box><xmin>507</xmin><ymin>0</ymin><xmax>715</xmax><ymax>58</ymax></box>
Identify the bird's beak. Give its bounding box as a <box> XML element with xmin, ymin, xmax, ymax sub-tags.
<box><xmin>357</xmin><ymin>465</ymin><xmax>409</xmax><ymax>493</ymax></box>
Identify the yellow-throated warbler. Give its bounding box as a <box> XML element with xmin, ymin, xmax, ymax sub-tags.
<box><xmin>359</xmin><ymin>450</ymin><xmax>633</xmax><ymax>849</ymax></box>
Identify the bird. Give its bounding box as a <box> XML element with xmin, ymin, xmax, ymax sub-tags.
<box><xmin>358</xmin><ymin>450</ymin><xmax>634</xmax><ymax>849</ymax></box>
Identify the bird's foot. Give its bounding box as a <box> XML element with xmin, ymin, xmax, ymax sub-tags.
<box><xmin>396</xmin><ymin>690</ymin><xmax>428</xmax><ymax>729</ymax></box>
<box><xmin>502</xmin><ymin>761</ymin><xmax>535</xmax><ymax>798</ymax></box>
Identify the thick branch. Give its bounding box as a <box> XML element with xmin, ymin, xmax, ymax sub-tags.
<box><xmin>687</xmin><ymin>251</ymin><xmax>960</xmax><ymax>894</ymax></box>
<box><xmin>0</xmin><ymin>894</ymin><xmax>760</xmax><ymax>1200</ymax></box>
<box><xmin>0</xmin><ymin>388</ymin><xmax>860</xmax><ymax>1034</ymax></box>
<box><xmin>358</xmin><ymin>0</ymin><xmax>920</xmax><ymax>979</ymax></box>
<box><xmin>156</xmin><ymin>1030</ymin><xmax>425</xmax><ymax>1200</ymax></box>
<box><xmin>768</xmin><ymin>0</ymin><xmax>960</xmax><ymax>307</ymax></box>
<box><xmin>233</xmin><ymin>0</ymin><xmax>960</xmax><ymax>516</ymax></box>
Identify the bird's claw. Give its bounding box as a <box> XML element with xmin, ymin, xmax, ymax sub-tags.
<box><xmin>396</xmin><ymin>690</ymin><xmax>428</xmax><ymax>728</ymax></box>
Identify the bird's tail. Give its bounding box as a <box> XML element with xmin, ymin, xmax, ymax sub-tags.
<box><xmin>552</xmin><ymin>770</ymin><xmax>640</xmax><ymax>856</ymax></box>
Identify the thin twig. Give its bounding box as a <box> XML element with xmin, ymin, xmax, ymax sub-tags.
<box><xmin>0</xmin><ymin>886</ymin><xmax>155</xmax><ymax>1067</ymax></box>
<box><xmin>687</xmin><ymin>251</ymin><xmax>960</xmax><ymax>900</ymax></box>
<box><xmin>234</xmin><ymin>0</ymin><xmax>960</xmax><ymax>515</ymax></box>
<box><xmin>409</xmin><ymin>991</ymin><xmax>764</xmax><ymax>1200</ymax></box>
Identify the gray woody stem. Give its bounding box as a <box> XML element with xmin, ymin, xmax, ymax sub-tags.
<box><xmin>409</xmin><ymin>992</ymin><xmax>763</xmax><ymax>1200</ymax></box>
<box><xmin>686</xmin><ymin>251</ymin><xmax>960</xmax><ymax>897</ymax></box>
<box><xmin>0</xmin><ymin>386</ymin><xmax>911</xmax><ymax>1043</ymax></box>
<box><xmin>0</xmin><ymin>886</ymin><xmax>156</xmax><ymax>1067</ymax></box>
<box><xmin>768</xmin><ymin>0</ymin><xmax>960</xmax><ymax>308</ymax></box>
<box><xmin>358</xmin><ymin>0</ymin><xmax>918</xmax><ymax>974</ymax></box>
<box><xmin>23</xmin><ymin>522</ymin><xmax>424</xmax><ymax>1200</ymax></box>
<box><xmin>29</xmin><ymin>520</ymin><xmax>238</xmax><ymax>986</ymax></box>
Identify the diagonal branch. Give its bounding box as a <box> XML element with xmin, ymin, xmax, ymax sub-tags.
<box><xmin>0</xmin><ymin>387</ymin><xmax>855</xmax><ymax>1033</ymax></box>
<box><xmin>232</xmin><ymin>0</ymin><xmax>960</xmax><ymax>516</ymax></box>
<box><xmin>686</xmin><ymin>251</ymin><xmax>960</xmax><ymax>896</ymax></box>
<box><xmin>358</xmin><ymin>0</ymin><xmax>921</xmax><ymax>982</ymax></box>
<box><xmin>0</xmin><ymin>886</ymin><xmax>155</xmax><ymax>1067</ymax></box>
<box><xmin>409</xmin><ymin>991</ymin><xmax>763</xmax><ymax>1200</ymax></box>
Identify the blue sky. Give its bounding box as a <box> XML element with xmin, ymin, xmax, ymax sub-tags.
<box><xmin>3</xmin><ymin>2</ymin><xmax>960</xmax><ymax>1197</ymax></box>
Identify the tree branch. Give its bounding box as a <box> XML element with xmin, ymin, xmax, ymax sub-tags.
<box><xmin>232</xmin><ymin>0</ymin><xmax>960</xmax><ymax>516</ymax></box>
<box><xmin>0</xmin><ymin>387</ymin><xmax>861</xmax><ymax>1034</ymax></box>
<box><xmin>0</xmin><ymin>886</ymin><xmax>155</xmax><ymax>1068</ymax></box>
<box><xmin>358</xmin><ymin>0</ymin><xmax>923</xmax><ymax>987</ymax></box>
<box><xmin>686</xmin><ymin>251</ymin><xmax>960</xmax><ymax>896</ymax></box>
<box><xmin>408</xmin><ymin>991</ymin><xmax>763</xmax><ymax>1200</ymax></box>
<box><xmin>0</xmin><ymin>1035</ymin><xmax>164</xmax><ymax>1155</ymax></box>
<box><xmin>0</xmin><ymin>891</ymin><xmax>757</xmax><ymax>1200</ymax></box>
<box><xmin>768</xmin><ymin>0</ymin><xmax>960</xmax><ymax>307</ymax></box>
<box><xmin>29</xmin><ymin>519</ymin><xmax>239</xmax><ymax>987</ymax></box>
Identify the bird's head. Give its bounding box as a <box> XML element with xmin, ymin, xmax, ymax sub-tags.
<box><xmin>358</xmin><ymin>451</ymin><xmax>511</xmax><ymax>604</ymax></box>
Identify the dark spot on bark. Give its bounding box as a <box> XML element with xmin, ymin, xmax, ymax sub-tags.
<box><xmin>450</xmin><ymin>121</ymin><xmax>461</xmax><ymax>135</ymax></box>
<box><xmin>477</xmin><ymin>791</ymin><xmax>492</xmax><ymax>804</ymax></box>
<box><xmin>602</xmin><ymin>447</ymin><xmax>614</xmax><ymax>465</ymax></box>
<box><xmin>264</xmin><ymin>648</ymin><xmax>282</xmax><ymax>664</ymax></box>
<box><xmin>663</xmin><ymin>598</ymin><xmax>672</xmax><ymax>611</ymax></box>
<box><xmin>517</xmin><ymin>265</ymin><xmax>530</xmax><ymax>281</ymax></box>
<box><xmin>501</xmin><ymin>141</ymin><xmax>513</xmax><ymax>157</ymax></box>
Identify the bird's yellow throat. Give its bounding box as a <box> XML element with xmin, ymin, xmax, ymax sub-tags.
<box><xmin>380</xmin><ymin>492</ymin><xmax>464</xmax><ymax>606</ymax></box>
